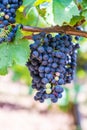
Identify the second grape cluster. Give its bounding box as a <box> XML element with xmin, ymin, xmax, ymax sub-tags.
<box><xmin>0</xmin><ymin>0</ymin><xmax>23</xmax><ymax>43</ymax></box>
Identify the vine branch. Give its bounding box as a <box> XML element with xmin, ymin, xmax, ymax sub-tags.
<box><xmin>22</xmin><ymin>25</ymin><xmax>87</xmax><ymax>39</ymax></box>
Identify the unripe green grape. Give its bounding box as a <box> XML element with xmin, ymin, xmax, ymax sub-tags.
<box><xmin>7</xmin><ymin>4</ymin><xmax>10</xmax><ymax>8</ymax></box>
<box><xmin>46</xmin><ymin>83</ymin><xmax>51</xmax><ymax>88</ymax></box>
<box><xmin>0</xmin><ymin>12</ymin><xmax>5</xmax><ymax>16</ymax></box>
<box><xmin>55</xmin><ymin>76</ymin><xmax>59</xmax><ymax>81</ymax></box>
<box><xmin>46</xmin><ymin>88</ymin><xmax>52</xmax><ymax>94</ymax></box>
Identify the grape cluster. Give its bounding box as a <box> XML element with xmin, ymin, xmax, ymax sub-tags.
<box><xmin>27</xmin><ymin>32</ymin><xmax>80</xmax><ymax>103</ymax></box>
<box><xmin>0</xmin><ymin>0</ymin><xmax>23</xmax><ymax>43</ymax></box>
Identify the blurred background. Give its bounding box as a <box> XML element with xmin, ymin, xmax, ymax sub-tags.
<box><xmin>0</xmin><ymin>32</ymin><xmax>87</xmax><ymax>130</ymax></box>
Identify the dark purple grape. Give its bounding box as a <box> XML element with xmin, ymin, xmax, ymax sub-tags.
<box><xmin>27</xmin><ymin>32</ymin><xmax>80</xmax><ymax>103</ymax></box>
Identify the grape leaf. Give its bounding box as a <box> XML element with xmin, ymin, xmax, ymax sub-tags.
<box><xmin>82</xmin><ymin>9</ymin><xmax>87</xmax><ymax>20</ymax></box>
<box><xmin>26</xmin><ymin>7</ymin><xmax>48</xmax><ymax>27</ymax></box>
<box><xmin>16</xmin><ymin>7</ymin><xmax>48</xmax><ymax>27</ymax></box>
<box><xmin>0</xmin><ymin>43</ymin><xmax>12</xmax><ymax>75</ymax></box>
<box><xmin>70</xmin><ymin>15</ymin><xmax>84</xmax><ymax>26</ymax></box>
<box><xmin>26</xmin><ymin>7</ymin><xmax>39</xmax><ymax>26</ymax></box>
<box><xmin>15</xmin><ymin>28</ymin><xmax>23</xmax><ymax>41</ymax></box>
<box><xmin>12</xmin><ymin>39</ymin><xmax>30</xmax><ymax>65</ymax></box>
<box><xmin>0</xmin><ymin>39</ymin><xmax>29</xmax><ymax>75</ymax></box>
<box><xmin>23</xmin><ymin>0</ymin><xmax>35</xmax><ymax>6</ymax></box>
<box><xmin>53</xmin><ymin>0</ymin><xmax>79</xmax><ymax>26</ymax></box>
<box><xmin>16</xmin><ymin>10</ymin><xmax>27</xmax><ymax>25</ymax></box>
<box><xmin>45</xmin><ymin>2</ymin><xmax>54</xmax><ymax>25</ymax></box>
<box><xmin>23</xmin><ymin>0</ymin><xmax>37</xmax><ymax>16</ymax></box>
<box><xmin>34</xmin><ymin>0</ymin><xmax>51</xmax><ymax>6</ymax></box>
<box><xmin>0</xmin><ymin>43</ymin><xmax>11</xmax><ymax>69</ymax></box>
<box><xmin>81</xmin><ymin>0</ymin><xmax>87</xmax><ymax>9</ymax></box>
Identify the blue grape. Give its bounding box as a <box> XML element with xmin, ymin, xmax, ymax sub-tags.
<box><xmin>52</xmin><ymin>63</ymin><xmax>58</xmax><ymax>68</ymax></box>
<box><xmin>45</xmin><ymin>67</ymin><xmax>50</xmax><ymax>73</ymax></box>
<box><xmin>46</xmin><ymin>47</ymin><xmax>53</xmax><ymax>53</ymax></box>
<box><xmin>32</xmin><ymin>51</ymin><xmax>39</xmax><ymax>58</ymax></box>
<box><xmin>43</xmin><ymin>54</ymin><xmax>49</xmax><ymax>60</ymax></box>
<box><xmin>55</xmin><ymin>86</ymin><xmax>64</xmax><ymax>93</ymax></box>
<box><xmin>38</xmin><ymin>46</ymin><xmax>45</xmax><ymax>53</ymax></box>
<box><xmin>51</xmin><ymin>97</ymin><xmax>58</xmax><ymax>103</ymax></box>
<box><xmin>58</xmin><ymin>79</ymin><xmax>64</xmax><ymax>85</ymax></box>
<box><xmin>46</xmin><ymin>74</ymin><xmax>53</xmax><ymax>81</ymax></box>
<box><xmin>39</xmin><ymin>66</ymin><xmax>45</xmax><ymax>72</ymax></box>
<box><xmin>42</xmin><ymin>78</ymin><xmax>49</xmax><ymax>84</ymax></box>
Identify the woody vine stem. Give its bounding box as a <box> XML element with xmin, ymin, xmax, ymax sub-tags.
<box><xmin>22</xmin><ymin>25</ymin><xmax>87</xmax><ymax>39</ymax></box>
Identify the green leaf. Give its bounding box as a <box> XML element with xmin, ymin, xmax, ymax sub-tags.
<box><xmin>23</xmin><ymin>0</ymin><xmax>36</xmax><ymax>16</ymax></box>
<box><xmin>0</xmin><ymin>43</ymin><xmax>12</xmax><ymax>75</ymax></box>
<box><xmin>16</xmin><ymin>7</ymin><xmax>48</xmax><ymax>27</ymax></box>
<box><xmin>53</xmin><ymin>0</ymin><xmax>79</xmax><ymax>26</ymax></box>
<box><xmin>15</xmin><ymin>28</ymin><xmax>23</xmax><ymax>40</ymax></box>
<box><xmin>12</xmin><ymin>39</ymin><xmax>30</xmax><ymax>65</ymax></box>
<box><xmin>82</xmin><ymin>9</ymin><xmax>87</xmax><ymax>20</ymax></box>
<box><xmin>26</xmin><ymin>7</ymin><xmax>48</xmax><ymax>27</ymax></box>
<box><xmin>23</xmin><ymin>0</ymin><xmax>35</xmax><ymax>6</ymax></box>
<box><xmin>70</xmin><ymin>15</ymin><xmax>84</xmax><ymax>26</ymax></box>
<box><xmin>16</xmin><ymin>10</ymin><xmax>27</xmax><ymax>25</ymax></box>
<box><xmin>26</xmin><ymin>7</ymin><xmax>39</xmax><ymax>26</ymax></box>
<box><xmin>34</xmin><ymin>0</ymin><xmax>51</xmax><ymax>6</ymax></box>
<box><xmin>0</xmin><ymin>43</ymin><xmax>11</xmax><ymax>69</ymax></box>
<box><xmin>45</xmin><ymin>2</ymin><xmax>54</xmax><ymax>25</ymax></box>
<box><xmin>0</xmin><ymin>40</ymin><xmax>29</xmax><ymax>75</ymax></box>
<box><xmin>81</xmin><ymin>0</ymin><xmax>87</xmax><ymax>9</ymax></box>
